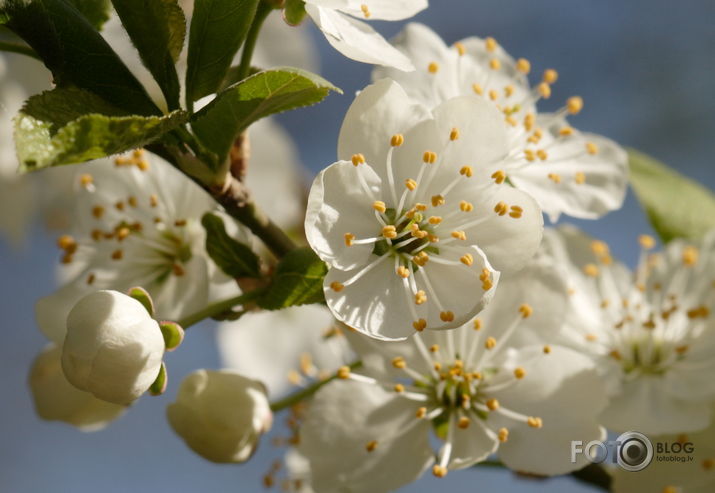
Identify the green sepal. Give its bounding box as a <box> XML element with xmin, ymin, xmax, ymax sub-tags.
<box><xmin>127</xmin><ymin>286</ymin><xmax>155</xmax><ymax>317</ymax></box>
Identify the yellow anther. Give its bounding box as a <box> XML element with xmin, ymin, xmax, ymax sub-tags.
<box><xmin>543</xmin><ymin>69</ymin><xmax>559</xmax><ymax>84</ymax></box>
<box><xmin>567</xmin><ymin>96</ymin><xmax>584</xmax><ymax>114</ymax></box>
<box><xmin>485</xmin><ymin>337</ymin><xmax>497</xmax><ymax>349</ymax></box>
<box><xmin>116</xmin><ymin>227</ymin><xmax>130</xmax><ymax>241</ymax></box>
<box><xmin>459</xmin><ymin>200</ymin><xmax>473</xmax><ymax>212</ymax></box>
<box><xmin>472</xmin><ymin>83</ymin><xmax>484</xmax><ymax>95</ymax></box>
<box><xmin>519</xmin><ymin>304</ymin><xmax>533</xmax><ymax>318</ymax></box>
<box><xmin>79</xmin><ymin>174</ymin><xmax>93</xmax><ymax>187</ymax></box>
<box><xmin>382</xmin><ymin>226</ymin><xmax>398</xmax><ymax>239</ymax></box>
<box><xmin>591</xmin><ymin>240</ymin><xmax>609</xmax><ymax>256</ymax></box>
<box><xmin>351</xmin><ymin>153</ymin><xmax>366</xmax><ymax>166</ymax></box>
<box><xmin>372</xmin><ymin>201</ymin><xmax>386</xmax><ymax>213</ymax></box>
<box><xmin>559</xmin><ymin>126</ymin><xmax>574</xmax><ymax>136</ymax></box>
<box><xmin>662</xmin><ymin>487</ymin><xmax>678</xmax><ymax>493</ymax></box>
<box><xmin>457</xmin><ymin>416</ymin><xmax>470</xmax><ymax>429</ymax></box>
<box><xmin>504</xmin><ymin>85</ymin><xmax>515</xmax><ymax>98</ymax></box>
<box><xmin>494</xmin><ymin>201</ymin><xmax>508</xmax><ymax>216</ymax></box>
<box><xmin>514</xmin><ymin>367</ymin><xmax>527</xmax><ymax>379</ymax></box>
<box><xmin>485</xmin><ymin>36</ymin><xmax>498</xmax><ymax>52</ymax></box>
<box><xmin>413</xmin><ymin>319</ymin><xmax>427</xmax><ymax>332</ymax></box>
<box><xmin>454</xmin><ymin>42</ymin><xmax>466</xmax><ymax>56</ymax></box>
<box><xmin>57</xmin><ymin>235</ymin><xmax>77</xmax><ymax>252</ymax></box>
<box><xmin>127</xmin><ymin>196</ymin><xmax>138</xmax><ymax>208</ymax></box>
<box><xmin>450</xmin><ymin>127</ymin><xmax>460</xmax><ymax>141</ymax></box>
<box><xmin>432</xmin><ymin>465</ymin><xmax>448</xmax><ymax>478</ymax></box>
<box><xmin>423</xmin><ymin>151</ymin><xmax>438</xmax><ymax>164</ymax></box>
<box><xmin>524</xmin><ymin>112</ymin><xmax>536</xmax><ymax>130</ymax></box>
<box><xmin>585</xmin><ymin>142</ymin><xmax>598</xmax><ymax>155</ymax></box>
<box><xmin>460</xmin><ymin>166</ymin><xmax>473</xmax><ymax>177</ymax></box>
<box><xmin>429</xmin><ymin>344</ymin><xmax>439</xmax><ymax>353</ymax></box>
<box><xmin>675</xmin><ymin>345</ymin><xmax>689</xmax><ymax>355</ymax></box>
<box><xmin>537</xmin><ymin>82</ymin><xmax>551</xmax><ymax>99</ymax></box>
<box><xmin>391</xmin><ymin>134</ymin><xmax>404</xmax><ymax>147</ymax></box>
<box><xmin>92</xmin><ymin>206</ymin><xmax>105</xmax><ymax>219</ymax></box>
<box><xmin>344</xmin><ymin>233</ymin><xmax>356</xmax><ymax>246</ymax></box>
<box><xmin>394</xmin><ymin>383</ymin><xmax>405</xmax><ymax>393</ymax></box>
<box><xmin>527</xmin><ymin>417</ymin><xmax>543</xmax><ymax>428</ymax></box>
<box><xmin>111</xmin><ymin>249</ymin><xmax>123</xmax><ymax>260</ymax></box>
<box><xmin>505</xmin><ymin>116</ymin><xmax>517</xmax><ymax>127</ymax></box>
<box><xmin>460</xmin><ymin>254</ymin><xmax>474</xmax><ymax>266</ymax></box>
<box><xmin>491</xmin><ymin>170</ymin><xmax>506</xmax><ymax>184</ymax></box>
<box><xmin>149</xmin><ymin>194</ymin><xmax>158</xmax><ymax>207</ymax></box>
<box><xmin>428</xmin><ymin>216</ymin><xmax>442</xmax><ymax>225</ymax></box>
<box><xmin>608</xmin><ymin>350</ymin><xmax>622</xmax><ymax>361</ymax></box>
<box><xmin>412</xmin><ymin>251</ymin><xmax>429</xmax><ymax>266</ymax></box>
<box><xmin>473</xmin><ymin>319</ymin><xmax>482</xmax><ymax>330</ymax></box>
<box><xmin>337</xmin><ymin>366</ymin><xmax>351</xmax><ymax>379</ymax></box>
<box><xmin>414</xmin><ymin>290</ymin><xmax>427</xmax><ymax>305</ymax></box>
<box><xmin>536</xmin><ymin>149</ymin><xmax>548</xmax><ymax>161</ymax></box>
<box><xmin>703</xmin><ymin>458</ymin><xmax>715</xmax><ymax>470</ymax></box>
<box><xmin>488</xmin><ymin>89</ymin><xmax>498</xmax><ymax>101</ymax></box>
<box><xmin>451</xmin><ymin>230</ymin><xmax>467</xmax><ymax>241</ymax></box>
<box><xmin>405</xmin><ymin>178</ymin><xmax>418</xmax><ymax>191</ymax></box>
<box><xmin>509</xmin><ymin>205</ymin><xmax>523</xmax><ymax>218</ymax></box>
<box><xmin>365</xmin><ymin>440</ymin><xmax>378</xmax><ymax>452</ymax></box>
<box><xmin>414</xmin><ymin>203</ymin><xmax>428</xmax><ymax>211</ymax></box>
<box><xmin>498</xmin><ymin>428</ymin><xmax>509</xmax><ymax>442</ymax></box>
<box><xmin>583</xmin><ymin>264</ymin><xmax>599</xmax><ymax>277</ymax></box>
<box><xmin>524</xmin><ymin>149</ymin><xmax>536</xmax><ymax>162</ymax></box>
<box><xmin>360</xmin><ymin>4</ymin><xmax>371</xmax><ymax>18</ymax></box>
<box><xmin>136</xmin><ymin>159</ymin><xmax>150</xmax><ymax>171</ymax></box>
<box><xmin>416</xmin><ymin>407</ymin><xmax>427</xmax><ymax>418</ymax></box>
<box><xmin>543</xmin><ymin>345</ymin><xmax>552</xmax><ymax>354</ymax></box>
<box><xmin>428</xmin><ymin>234</ymin><xmax>440</xmax><ymax>243</ymax></box>
<box><xmin>486</xmin><ymin>398</ymin><xmax>500</xmax><ymax>411</ymax></box>
<box><xmin>396</xmin><ymin>266</ymin><xmax>410</xmax><ymax>278</ymax></box>
<box><xmin>431</xmin><ymin>195</ymin><xmax>445</xmax><ymax>207</ymax></box>
<box><xmin>440</xmin><ymin>311</ymin><xmax>455</xmax><ymax>322</ymax></box>
<box><xmin>428</xmin><ymin>62</ymin><xmax>439</xmax><ymax>74</ymax></box>
<box><xmin>516</xmin><ymin>58</ymin><xmax>531</xmax><ymax>74</ymax></box>
<box><xmin>683</xmin><ymin>246</ymin><xmax>698</xmax><ymax>266</ymax></box>
<box><xmin>86</xmin><ymin>273</ymin><xmax>96</xmax><ymax>285</ymax></box>
<box><xmin>174</xmin><ymin>219</ymin><xmax>187</xmax><ymax>227</ymax></box>
<box><xmin>575</xmin><ymin>172</ymin><xmax>586</xmax><ymax>184</ymax></box>
<box><xmin>638</xmin><ymin>235</ymin><xmax>656</xmax><ymax>250</ymax></box>
<box><xmin>330</xmin><ymin>282</ymin><xmax>345</xmax><ymax>292</ymax></box>
<box><xmin>585</xmin><ymin>333</ymin><xmax>598</xmax><ymax>342</ymax></box>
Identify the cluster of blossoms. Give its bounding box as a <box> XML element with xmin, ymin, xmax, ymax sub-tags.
<box><xmin>1</xmin><ymin>1</ymin><xmax>712</xmax><ymax>493</ymax></box>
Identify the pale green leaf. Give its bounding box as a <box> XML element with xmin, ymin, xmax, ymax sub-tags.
<box><xmin>201</xmin><ymin>213</ymin><xmax>261</xmax><ymax>278</ymax></box>
<box><xmin>258</xmin><ymin>247</ymin><xmax>327</xmax><ymax>310</ymax></box>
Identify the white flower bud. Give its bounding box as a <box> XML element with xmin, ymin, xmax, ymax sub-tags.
<box><xmin>29</xmin><ymin>344</ymin><xmax>125</xmax><ymax>431</ymax></box>
<box><xmin>167</xmin><ymin>370</ymin><xmax>272</xmax><ymax>463</ymax></box>
<box><xmin>61</xmin><ymin>290</ymin><xmax>165</xmax><ymax>405</ymax></box>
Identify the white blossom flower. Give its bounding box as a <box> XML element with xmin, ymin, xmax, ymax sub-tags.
<box><xmin>540</xmin><ymin>226</ymin><xmax>715</xmax><ymax>435</ymax></box>
<box><xmin>167</xmin><ymin>369</ymin><xmax>272</xmax><ymax>463</ymax></box>
<box><xmin>612</xmin><ymin>417</ymin><xmax>715</xmax><ymax>493</ymax></box>
<box><xmin>297</xmin><ymin>263</ymin><xmax>607</xmax><ymax>491</ymax></box>
<box><xmin>374</xmin><ymin>23</ymin><xmax>628</xmax><ymax>221</ymax></box>
<box><xmin>303</xmin><ymin>0</ymin><xmax>427</xmax><ymax>71</ymax></box>
<box><xmin>29</xmin><ymin>343</ymin><xmax>126</xmax><ymax>431</ymax></box>
<box><xmin>61</xmin><ymin>290</ymin><xmax>165</xmax><ymax>405</ymax></box>
<box><xmin>217</xmin><ymin>304</ymin><xmax>353</xmax><ymax>398</ymax></box>
<box><xmin>35</xmin><ymin>151</ymin><xmax>242</xmax><ymax>343</ymax></box>
<box><xmin>305</xmin><ymin>79</ymin><xmax>543</xmax><ymax>340</ymax></box>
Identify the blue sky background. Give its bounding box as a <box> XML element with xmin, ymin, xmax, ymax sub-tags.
<box><xmin>1</xmin><ymin>0</ymin><xmax>714</xmax><ymax>492</ymax></box>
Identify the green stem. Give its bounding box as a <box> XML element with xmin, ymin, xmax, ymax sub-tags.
<box><xmin>0</xmin><ymin>41</ymin><xmax>40</xmax><ymax>60</ymax></box>
<box><xmin>236</xmin><ymin>2</ymin><xmax>272</xmax><ymax>81</ymax></box>
<box><xmin>177</xmin><ymin>289</ymin><xmax>264</xmax><ymax>328</ymax></box>
<box><xmin>270</xmin><ymin>361</ymin><xmax>363</xmax><ymax>412</ymax></box>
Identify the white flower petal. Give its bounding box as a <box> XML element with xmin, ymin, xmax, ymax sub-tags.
<box><xmin>450</xmin><ymin>419</ymin><xmax>499</xmax><ymax>470</ymax></box>
<box><xmin>305</xmin><ymin>0</ymin><xmax>427</xmax><ymax>21</ymax></box>
<box><xmin>305</xmin><ymin>160</ymin><xmax>384</xmax><ymax>270</ymax></box>
<box><xmin>299</xmin><ymin>379</ymin><xmax>433</xmax><ymax>492</ymax></box>
<box><xmin>306</xmin><ymin>5</ymin><xmax>414</xmax><ymax>71</ymax></box>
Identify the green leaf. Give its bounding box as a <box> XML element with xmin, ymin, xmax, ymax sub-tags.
<box><xmin>201</xmin><ymin>213</ymin><xmax>261</xmax><ymax>278</ymax></box>
<box><xmin>15</xmin><ymin>87</ymin><xmax>188</xmax><ymax>171</ymax></box>
<box><xmin>629</xmin><ymin>148</ymin><xmax>715</xmax><ymax>243</ymax></box>
<box><xmin>192</xmin><ymin>67</ymin><xmax>340</xmax><ymax>168</ymax></box>
<box><xmin>185</xmin><ymin>0</ymin><xmax>260</xmax><ymax>105</ymax></box>
<box><xmin>258</xmin><ymin>247</ymin><xmax>327</xmax><ymax>310</ymax></box>
<box><xmin>284</xmin><ymin>0</ymin><xmax>307</xmax><ymax>26</ymax></box>
<box><xmin>1</xmin><ymin>0</ymin><xmax>159</xmax><ymax>115</ymax></box>
<box><xmin>111</xmin><ymin>0</ymin><xmax>185</xmax><ymax>110</ymax></box>
<box><xmin>67</xmin><ymin>0</ymin><xmax>111</xmax><ymax>29</ymax></box>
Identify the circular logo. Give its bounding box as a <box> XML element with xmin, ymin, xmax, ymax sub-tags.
<box><xmin>617</xmin><ymin>431</ymin><xmax>653</xmax><ymax>472</ymax></box>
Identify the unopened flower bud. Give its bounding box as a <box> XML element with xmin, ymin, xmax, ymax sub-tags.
<box><xmin>61</xmin><ymin>290</ymin><xmax>165</xmax><ymax>405</ymax></box>
<box><xmin>167</xmin><ymin>370</ymin><xmax>272</xmax><ymax>463</ymax></box>
<box><xmin>29</xmin><ymin>344</ymin><xmax>125</xmax><ymax>431</ymax></box>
